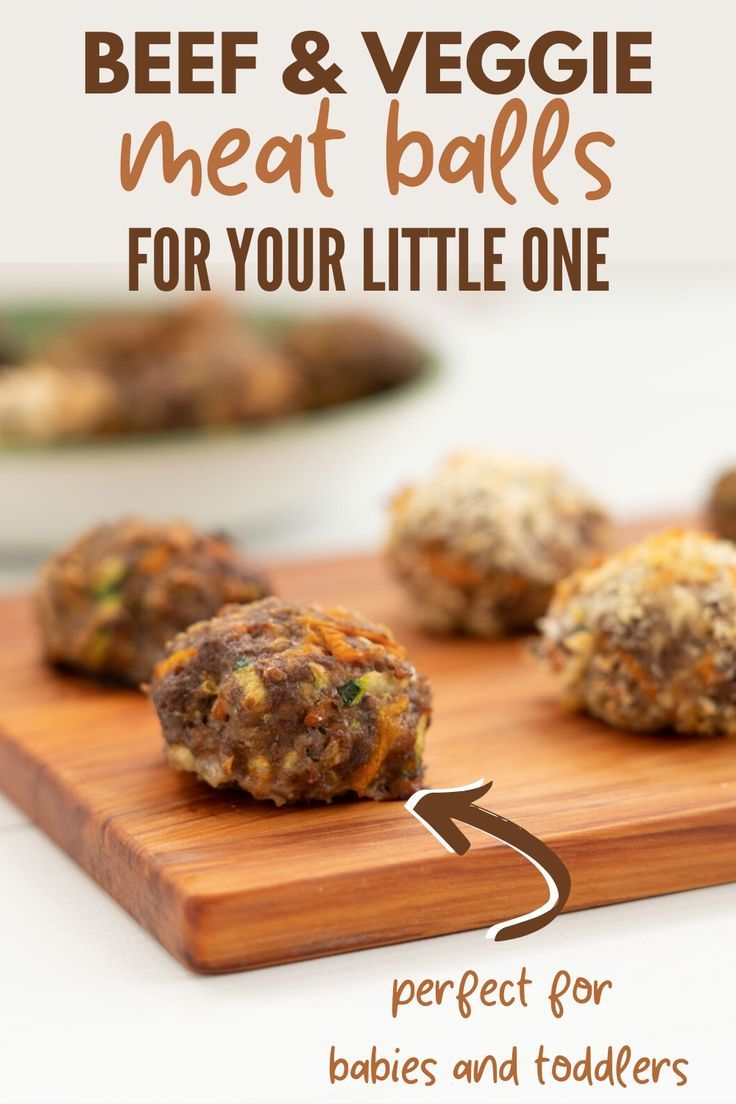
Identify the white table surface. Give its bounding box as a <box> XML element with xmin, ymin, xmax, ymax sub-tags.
<box><xmin>0</xmin><ymin>265</ymin><xmax>734</xmax><ymax>1104</ymax></box>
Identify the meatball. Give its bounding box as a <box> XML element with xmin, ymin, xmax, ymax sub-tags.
<box><xmin>281</xmin><ymin>312</ymin><xmax>425</xmax><ymax>408</ymax></box>
<box><xmin>40</xmin><ymin>301</ymin><xmax>303</xmax><ymax>435</ymax></box>
<box><xmin>149</xmin><ymin>597</ymin><xmax>431</xmax><ymax>804</ymax></box>
<box><xmin>0</xmin><ymin>325</ymin><xmax>20</xmax><ymax>368</ymax></box>
<box><xmin>0</xmin><ymin>360</ymin><xmax>118</xmax><ymax>444</ymax></box>
<box><xmin>539</xmin><ymin>529</ymin><xmax>736</xmax><ymax>736</ymax></box>
<box><xmin>37</xmin><ymin>518</ymin><xmax>271</xmax><ymax>685</ymax></box>
<box><xmin>707</xmin><ymin>468</ymin><xmax>736</xmax><ymax>542</ymax></box>
<box><xmin>387</xmin><ymin>454</ymin><xmax>610</xmax><ymax>636</ymax></box>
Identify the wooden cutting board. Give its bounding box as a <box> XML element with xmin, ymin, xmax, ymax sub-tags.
<box><xmin>1</xmin><ymin>530</ymin><xmax>735</xmax><ymax>973</ymax></box>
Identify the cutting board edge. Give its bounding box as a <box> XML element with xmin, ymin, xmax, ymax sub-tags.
<box><xmin>0</xmin><ymin>721</ymin><xmax>196</xmax><ymax>967</ymax></box>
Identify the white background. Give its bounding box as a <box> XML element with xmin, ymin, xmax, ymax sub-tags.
<box><xmin>1</xmin><ymin>4</ymin><xmax>735</xmax><ymax>1103</ymax></box>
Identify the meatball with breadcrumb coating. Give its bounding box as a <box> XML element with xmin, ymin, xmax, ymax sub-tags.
<box><xmin>387</xmin><ymin>454</ymin><xmax>610</xmax><ymax>637</ymax></box>
<box><xmin>150</xmin><ymin>597</ymin><xmax>431</xmax><ymax>804</ymax></box>
<box><xmin>37</xmin><ymin>518</ymin><xmax>271</xmax><ymax>685</ymax></box>
<box><xmin>539</xmin><ymin>529</ymin><xmax>736</xmax><ymax>736</ymax></box>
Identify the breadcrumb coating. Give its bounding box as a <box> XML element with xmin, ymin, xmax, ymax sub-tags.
<box><xmin>387</xmin><ymin>454</ymin><xmax>610</xmax><ymax>636</ymax></box>
<box><xmin>539</xmin><ymin>529</ymin><xmax>736</xmax><ymax>735</ymax></box>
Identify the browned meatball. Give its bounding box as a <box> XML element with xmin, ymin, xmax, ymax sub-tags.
<box><xmin>707</xmin><ymin>468</ymin><xmax>736</xmax><ymax>542</ymax></box>
<box><xmin>40</xmin><ymin>301</ymin><xmax>303</xmax><ymax>434</ymax></box>
<box><xmin>281</xmin><ymin>313</ymin><xmax>425</xmax><ymax>408</ymax></box>
<box><xmin>150</xmin><ymin>598</ymin><xmax>431</xmax><ymax>804</ymax></box>
<box><xmin>37</xmin><ymin>518</ymin><xmax>271</xmax><ymax>685</ymax></box>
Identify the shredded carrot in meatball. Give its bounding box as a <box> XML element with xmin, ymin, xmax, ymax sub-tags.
<box><xmin>342</xmin><ymin>624</ymin><xmax>404</xmax><ymax>654</ymax></box>
<box><xmin>154</xmin><ymin>645</ymin><xmax>198</xmax><ymax>678</ymax></box>
<box><xmin>137</xmin><ymin>544</ymin><xmax>173</xmax><ymax>574</ymax></box>
<box><xmin>420</xmin><ymin>550</ymin><xmax>483</xmax><ymax>587</ymax></box>
<box><xmin>320</xmin><ymin>624</ymin><xmax>367</xmax><ymax>665</ymax></box>
<box><xmin>350</xmin><ymin>697</ymin><xmax>409</xmax><ymax>792</ymax></box>
<box><xmin>609</xmin><ymin>647</ymin><xmax>660</xmax><ymax>704</ymax></box>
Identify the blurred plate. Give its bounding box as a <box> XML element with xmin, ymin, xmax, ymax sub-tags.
<box><xmin>0</xmin><ymin>305</ymin><xmax>438</xmax><ymax>555</ymax></box>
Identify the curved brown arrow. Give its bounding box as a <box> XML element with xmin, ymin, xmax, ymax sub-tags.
<box><xmin>406</xmin><ymin>778</ymin><xmax>571</xmax><ymax>941</ymax></box>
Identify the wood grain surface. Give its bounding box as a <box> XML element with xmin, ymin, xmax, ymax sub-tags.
<box><xmin>0</xmin><ymin>526</ymin><xmax>735</xmax><ymax>972</ymax></box>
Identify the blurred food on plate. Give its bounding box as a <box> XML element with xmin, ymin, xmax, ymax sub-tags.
<box><xmin>0</xmin><ymin>323</ymin><xmax>20</xmax><ymax>368</ymax></box>
<box><xmin>0</xmin><ymin>299</ymin><xmax>428</xmax><ymax>444</ymax></box>
<box><xmin>0</xmin><ymin>359</ymin><xmax>118</xmax><ymax>444</ymax></box>
<box><xmin>282</xmin><ymin>312</ymin><xmax>425</xmax><ymax>409</ymax></box>
<box><xmin>0</xmin><ymin>298</ymin><xmax>435</xmax><ymax>552</ymax></box>
<box><xmin>38</xmin><ymin>302</ymin><xmax>302</xmax><ymax>435</ymax></box>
